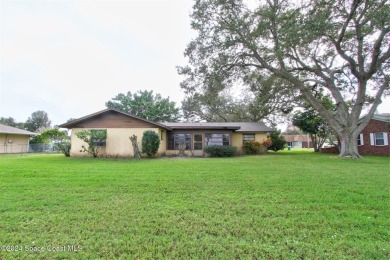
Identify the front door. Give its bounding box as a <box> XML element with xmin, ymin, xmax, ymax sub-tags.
<box><xmin>193</xmin><ymin>134</ymin><xmax>203</xmax><ymax>156</ymax></box>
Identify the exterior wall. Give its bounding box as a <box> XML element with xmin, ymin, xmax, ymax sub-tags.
<box><xmin>165</xmin><ymin>129</ymin><xmax>234</xmax><ymax>157</ymax></box>
<box><xmin>320</xmin><ymin>119</ymin><xmax>390</xmax><ymax>156</ymax></box>
<box><xmin>0</xmin><ymin>134</ymin><xmax>30</xmax><ymax>153</ymax></box>
<box><xmin>358</xmin><ymin>119</ymin><xmax>389</xmax><ymax>156</ymax></box>
<box><xmin>71</xmin><ymin>128</ymin><xmax>167</xmax><ymax>157</ymax></box>
<box><xmin>69</xmin><ymin>110</ymin><xmax>161</xmax><ymax>129</ymax></box>
<box><xmin>232</xmin><ymin>132</ymin><xmax>268</xmax><ymax>154</ymax></box>
<box><xmin>164</xmin><ymin>131</ymin><xmax>268</xmax><ymax>156</ymax></box>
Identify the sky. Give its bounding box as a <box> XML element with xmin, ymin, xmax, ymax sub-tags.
<box><xmin>1</xmin><ymin>0</ymin><xmax>194</xmax><ymax>126</ymax></box>
<box><xmin>0</xmin><ymin>0</ymin><xmax>389</xmax><ymax>127</ymax></box>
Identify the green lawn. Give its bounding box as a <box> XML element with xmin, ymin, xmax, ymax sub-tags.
<box><xmin>0</xmin><ymin>151</ymin><xmax>389</xmax><ymax>259</ymax></box>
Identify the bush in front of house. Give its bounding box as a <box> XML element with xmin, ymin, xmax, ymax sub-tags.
<box><xmin>204</xmin><ymin>145</ymin><xmax>237</xmax><ymax>157</ymax></box>
<box><xmin>75</xmin><ymin>129</ymin><xmax>107</xmax><ymax>158</ymax></box>
<box><xmin>267</xmin><ymin>130</ymin><xmax>287</xmax><ymax>152</ymax></box>
<box><xmin>141</xmin><ymin>130</ymin><xmax>160</xmax><ymax>157</ymax></box>
<box><xmin>55</xmin><ymin>141</ymin><xmax>71</xmax><ymax>157</ymax></box>
<box><xmin>243</xmin><ymin>141</ymin><xmax>261</xmax><ymax>154</ymax></box>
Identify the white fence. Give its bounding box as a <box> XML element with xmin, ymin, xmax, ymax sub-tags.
<box><xmin>0</xmin><ymin>143</ymin><xmax>60</xmax><ymax>154</ymax></box>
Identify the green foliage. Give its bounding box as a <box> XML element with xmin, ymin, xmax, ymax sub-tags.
<box><xmin>75</xmin><ymin>129</ymin><xmax>107</xmax><ymax>158</ymax></box>
<box><xmin>293</xmin><ymin>109</ymin><xmax>329</xmax><ymax>152</ymax></box>
<box><xmin>29</xmin><ymin>128</ymin><xmax>71</xmax><ymax>156</ymax></box>
<box><xmin>180</xmin><ymin>0</ymin><xmax>390</xmax><ymax>158</ymax></box>
<box><xmin>106</xmin><ymin>90</ymin><xmax>180</xmax><ymax>122</ymax></box>
<box><xmin>29</xmin><ymin>128</ymin><xmax>68</xmax><ymax>143</ymax></box>
<box><xmin>0</xmin><ymin>117</ymin><xmax>20</xmax><ymax>128</ymax></box>
<box><xmin>141</xmin><ymin>130</ymin><xmax>160</xmax><ymax>157</ymax></box>
<box><xmin>292</xmin><ymin>94</ymin><xmax>335</xmax><ymax>152</ymax></box>
<box><xmin>204</xmin><ymin>145</ymin><xmax>237</xmax><ymax>157</ymax></box>
<box><xmin>29</xmin><ymin>134</ymin><xmax>50</xmax><ymax>144</ymax></box>
<box><xmin>243</xmin><ymin>141</ymin><xmax>261</xmax><ymax>154</ymax></box>
<box><xmin>55</xmin><ymin>141</ymin><xmax>71</xmax><ymax>157</ymax></box>
<box><xmin>267</xmin><ymin>131</ymin><xmax>287</xmax><ymax>152</ymax></box>
<box><xmin>24</xmin><ymin>110</ymin><xmax>51</xmax><ymax>132</ymax></box>
<box><xmin>293</xmin><ymin>110</ymin><xmax>327</xmax><ymax>136</ymax></box>
<box><xmin>181</xmin><ymin>74</ymin><xmax>296</xmax><ymax>126</ymax></box>
<box><xmin>40</xmin><ymin>128</ymin><xmax>68</xmax><ymax>141</ymax></box>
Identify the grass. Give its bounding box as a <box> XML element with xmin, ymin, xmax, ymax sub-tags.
<box><xmin>0</xmin><ymin>151</ymin><xmax>389</xmax><ymax>259</ymax></box>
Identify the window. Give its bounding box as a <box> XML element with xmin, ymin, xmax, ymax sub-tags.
<box><xmin>370</xmin><ymin>133</ymin><xmax>388</xmax><ymax>146</ymax></box>
<box><xmin>194</xmin><ymin>134</ymin><xmax>203</xmax><ymax>150</ymax></box>
<box><xmin>243</xmin><ymin>134</ymin><xmax>255</xmax><ymax>144</ymax></box>
<box><xmin>357</xmin><ymin>133</ymin><xmax>363</xmax><ymax>146</ymax></box>
<box><xmin>205</xmin><ymin>133</ymin><xmax>230</xmax><ymax>146</ymax></box>
<box><xmin>370</xmin><ymin>132</ymin><xmax>388</xmax><ymax>146</ymax></box>
<box><xmin>375</xmin><ymin>133</ymin><xmax>384</xmax><ymax>145</ymax></box>
<box><xmin>167</xmin><ymin>133</ymin><xmax>192</xmax><ymax>150</ymax></box>
<box><xmin>91</xmin><ymin>129</ymin><xmax>107</xmax><ymax>147</ymax></box>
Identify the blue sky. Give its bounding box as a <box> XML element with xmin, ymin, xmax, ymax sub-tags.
<box><xmin>1</xmin><ymin>0</ymin><xmax>389</xmax><ymax>127</ymax></box>
<box><xmin>1</xmin><ymin>0</ymin><xmax>194</xmax><ymax>126</ymax></box>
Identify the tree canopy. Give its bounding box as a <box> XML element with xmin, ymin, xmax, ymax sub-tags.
<box><xmin>0</xmin><ymin>117</ymin><xmax>18</xmax><ymax>127</ymax></box>
<box><xmin>182</xmin><ymin>75</ymin><xmax>296</xmax><ymax>126</ymax></box>
<box><xmin>25</xmin><ymin>111</ymin><xmax>51</xmax><ymax>133</ymax></box>
<box><xmin>179</xmin><ymin>0</ymin><xmax>389</xmax><ymax>158</ymax></box>
<box><xmin>293</xmin><ymin>109</ymin><xmax>329</xmax><ymax>152</ymax></box>
<box><xmin>106</xmin><ymin>90</ymin><xmax>180</xmax><ymax>122</ymax></box>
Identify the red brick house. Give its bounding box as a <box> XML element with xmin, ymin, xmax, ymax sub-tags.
<box><xmin>357</xmin><ymin>114</ymin><xmax>389</xmax><ymax>156</ymax></box>
<box><xmin>321</xmin><ymin>114</ymin><xmax>389</xmax><ymax>156</ymax></box>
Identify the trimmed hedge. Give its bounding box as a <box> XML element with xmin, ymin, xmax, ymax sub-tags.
<box><xmin>243</xmin><ymin>141</ymin><xmax>261</xmax><ymax>154</ymax></box>
<box><xmin>142</xmin><ymin>130</ymin><xmax>160</xmax><ymax>157</ymax></box>
<box><xmin>204</xmin><ymin>145</ymin><xmax>237</xmax><ymax>157</ymax></box>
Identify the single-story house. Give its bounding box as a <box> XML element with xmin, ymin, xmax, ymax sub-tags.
<box><xmin>356</xmin><ymin>113</ymin><xmax>389</xmax><ymax>156</ymax></box>
<box><xmin>283</xmin><ymin>134</ymin><xmax>313</xmax><ymax>148</ymax></box>
<box><xmin>0</xmin><ymin>124</ymin><xmax>38</xmax><ymax>153</ymax></box>
<box><xmin>321</xmin><ymin>113</ymin><xmax>389</xmax><ymax>156</ymax></box>
<box><xmin>58</xmin><ymin>108</ymin><xmax>273</xmax><ymax>157</ymax></box>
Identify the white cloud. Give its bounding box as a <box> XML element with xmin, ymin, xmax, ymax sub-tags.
<box><xmin>0</xmin><ymin>0</ymin><xmax>194</xmax><ymax>125</ymax></box>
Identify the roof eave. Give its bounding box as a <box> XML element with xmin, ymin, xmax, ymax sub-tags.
<box><xmin>0</xmin><ymin>132</ymin><xmax>38</xmax><ymax>136</ymax></box>
<box><xmin>167</xmin><ymin>126</ymin><xmax>241</xmax><ymax>130</ymax></box>
<box><xmin>58</xmin><ymin>108</ymin><xmax>172</xmax><ymax>130</ymax></box>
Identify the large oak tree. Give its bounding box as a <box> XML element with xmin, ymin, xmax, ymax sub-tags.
<box><xmin>181</xmin><ymin>75</ymin><xmax>296</xmax><ymax>126</ymax></box>
<box><xmin>179</xmin><ymin>0</ymin><xmax>389</xmax><ymax>158</ymax></box>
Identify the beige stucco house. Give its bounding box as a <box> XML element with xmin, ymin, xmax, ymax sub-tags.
<box><xmin>59</xmin><ymin>109</ymin><xmax>272</xmax><ymax>157</ymax></box>
<box><xmin>0</xmin><ymin>124</ymin><xmax>38</xmax><ymax>153</ymax></box>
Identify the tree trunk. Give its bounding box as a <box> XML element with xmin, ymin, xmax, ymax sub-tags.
<box><xmin>309</xmin><ymin>134</ymin><xmax>320</xmax><ymax>152</ymax></box>
<box><xmin>338</xmin><ymin>131</ymin><xmax>361</xmax><ymax>158</ymax></box>
<box><xmin>129</xmin><ymin>135</ymin><xmax>141</xmax><ymax>159</ymax></box>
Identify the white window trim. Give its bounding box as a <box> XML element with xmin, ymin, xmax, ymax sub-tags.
<box><xmin>358</xmin><ymin>133</ymin><xmax>364</xmax><ymax>146</ymax></box>
<box><xmin>370</xmin><ymin>132</ymin><xmax>388</xmax><ymax>146</ymax></box>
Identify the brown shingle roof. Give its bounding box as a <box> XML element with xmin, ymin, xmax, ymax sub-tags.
<box><xmin>58</xmin><ymin>108</ymin><xmax>172</xmax><ymax>130</ymax></box>
<box><xmin>0</xmin><ymin>124</ymin><xmax>38</xmax><ymax>136</ymax></box>
<box><xmin>58</xmin><ymin>108</ymin><xmax>272</xmax><ymax>132</ymax></box>
<box><xmin>163</xmin><ymin>122</ymin><xmax>272</xmax><ymax>132</ymax></box>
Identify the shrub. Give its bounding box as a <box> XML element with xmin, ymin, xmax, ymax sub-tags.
<box><xmin>243</xmin><ymin>141</ymin><xmax>261</xmax><ymax>154</ymax></box>
<box><xmin>204</xmin><ymin>145</ymin><xmax>237</xmax><ymax>157</ymax></box>
<box><xmin>141</xmin><ymin>130</ymin><xmax>160</xmax><ymax>157</ymax></box>
<box><xmin>267</xmin><ymin>130</ymin><xmax>286</xmax><ymax>152</ymax></box>
<box><xmin>262</xmin><ymin>138</ymin><xmax>272</xmax><ymax>148</ymax></box>
<box><xmin>75</xmin><ymin>129</ymin><xmax>107</xmax><ymax>158</ymax></box>
<box><xmin>55</xmin><ymin>141</ymin><xmax>71</xmax><ymax>157</ymax></box>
